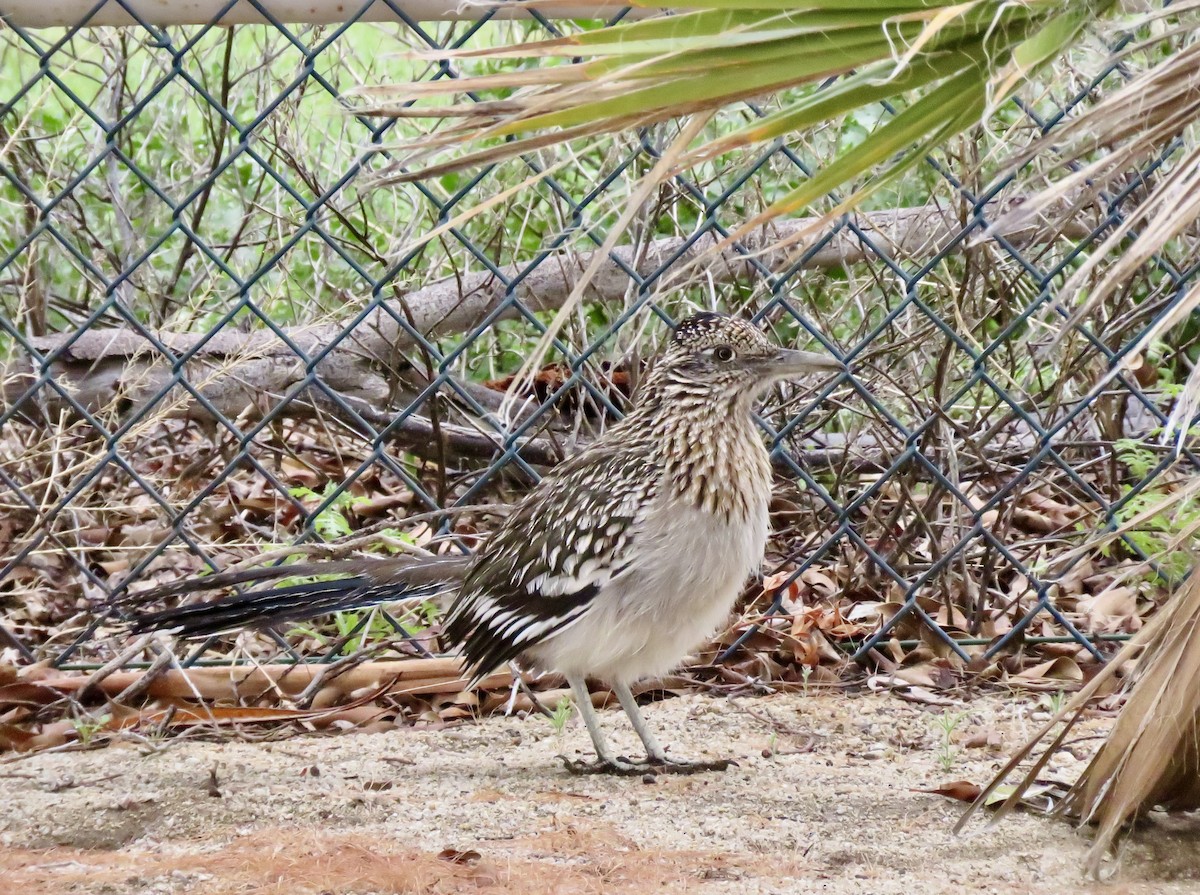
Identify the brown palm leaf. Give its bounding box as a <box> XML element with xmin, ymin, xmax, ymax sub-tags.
<box><xmin>958</xmin><ymin>555</ymin><xmax>1200</xmax><ymax>876</ymax></box>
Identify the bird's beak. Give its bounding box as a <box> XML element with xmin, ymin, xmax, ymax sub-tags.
<box><xmin>760</xmin><ymin>348</ymin><xmax>846</xmax><ymax>379</ymax></box>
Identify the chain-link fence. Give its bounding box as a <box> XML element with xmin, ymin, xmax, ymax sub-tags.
<box><xmin>1</xmin><ymin>2</ymin><xmax>1197</xmax><ymax>682</ymax></box>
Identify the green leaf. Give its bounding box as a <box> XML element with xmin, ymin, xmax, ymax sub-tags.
<box><xmin>759</xmin><ymin>64</ymin><xmax>989</xmax><ymax>218</ymax></box>
<box><xmin>682</xmin><ymin>42</ymin><xmax>990</xmax><ymax>162</ymax></box>
<box><xmin>568</xmin><ymin>8</ymin><xmax>914</xmax><ymax>57</ymax></box>
<box><xmin>369</xmin><ymin>0</ymin><xmax>1118</xmax><ymax>234</ymax></box>
<box><xmin>1012</xmin><ymin>5</ymin><xmax>1098</xmax><ymax>72</ymax></box>
<box><xmin>587</xmin><ymin>24</ymin><xmax>915</xmax><ymax>79</ymax></box>
<box><xmin>496</xmin><ymin>31</ymin><xmax>905</xmax><ymax>135</ymax></box>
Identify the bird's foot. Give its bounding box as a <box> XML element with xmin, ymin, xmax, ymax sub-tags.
<box><xmin>646</xmin><ymin>756</ymin><xmax>736</xmax><ymax>775</ymax></box>
<box><xmin>559</xmin><ymin>754</ymin><xmax>653</xmax><ymax>776</ymax></box>
<box><xmin>559</xmin><ymin>754</ymin><xmax>736</xmax><ymax>776</ymax></box>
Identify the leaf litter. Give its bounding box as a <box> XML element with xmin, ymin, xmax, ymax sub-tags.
<box><xmin>0</xmin><ymin>392</ymin><xmax>1191</xmax><ymax>752</ymax></box>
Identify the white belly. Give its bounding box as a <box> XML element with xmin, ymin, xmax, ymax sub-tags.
<box><xmin>527</xmin><ymin>497</ymin><xmax>769</xmax><ymax>685</ymax></box>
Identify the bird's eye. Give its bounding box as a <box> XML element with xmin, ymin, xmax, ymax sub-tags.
<box><xmin>712</xmin><ymin>345</ymin><xmax>735</xmax><ymax>362</ymax></box>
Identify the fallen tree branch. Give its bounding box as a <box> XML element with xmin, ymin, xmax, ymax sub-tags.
<box><xmin>2</xmin><ymin>199</ymin><xmax>1094</xmax><ymax>441</ymax></box>
<box><xmin>36</xmin><ymin>656</ymin><xmax>497</xmax><ymax>701</ymax></box>
<box><xmin>310</xmin><ymin>390</ymin><xmax>568</xmax><ymax>467</ymax></box>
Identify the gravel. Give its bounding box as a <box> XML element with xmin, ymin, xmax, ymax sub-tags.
<box><xmin>3</xmin><ymin>690</ymin><xmax>1200</xmax><ymax>894</ymax></box>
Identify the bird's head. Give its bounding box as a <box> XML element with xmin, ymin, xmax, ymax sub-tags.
<box><xmin>651</xmin><ymin>312</ymin><xmax>844</xmax><ymax>404</ymax></box>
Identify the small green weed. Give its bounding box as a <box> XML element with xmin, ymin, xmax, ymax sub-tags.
<box><xmin>289</xmin><ymin>607</ymin><xmax>392</xmax><ymax>651</ymax></box>
<box><xmin>933</xmin><ymin>710</ymin><xmax>968</xmax><ymax>772</ymax></box>
<box><xmin>1108</xmin><ymin>438</ymin><xmax>1200</xmax><ymax>581</ymax></box>
<box><xmin>548</xmin><ymin>695</ymin><xmax>574</xmax><ymax>736</ymax></box>
<box><xmin>1045</xmin><ymin>689</ymin><xmax>1067</xmax><ymax>716</ymax></box>
<box><xmin>288</xmin><ymin>598</ymin><xmax>440</xmax><ymax>651</ymax></box>
<box><xmin>71</xmin><ymin>712</ymin><xmax>112</xmax><ymax>746</ymax></box>
<box><xmin>288</xmin><ymin>482</ymin><xmax>369</xmax><ymax>541</ymax></box>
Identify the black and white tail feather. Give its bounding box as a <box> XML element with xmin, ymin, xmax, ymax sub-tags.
<box><xmin>129</xmin><ymin>575</ymin><xmax>451</xmax><ymax>641</ymax></box>
<box><xmin>443</xmin><ymin>580</ymin><xmax>601</xmax><ymax>687</ymax></box>
<box><xmin>124</xmin><ymin>554</ymin><xmax>465</xmax><ymax>650</ymax></box>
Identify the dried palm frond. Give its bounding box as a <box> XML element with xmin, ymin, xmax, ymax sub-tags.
<box><xmin>977</xmin><ymin>25</ymin><xmax>1200</xmax><ymax>447</ymax></box>
<box><xmin>958</xmin><ymin>544</ymin><xmax>1200</xmax><ymax>877</ymax></box>
<box><xmin>982</xmin><ymin>31</ymin><xmax>1200</xmax><ymax>288</ymax></box>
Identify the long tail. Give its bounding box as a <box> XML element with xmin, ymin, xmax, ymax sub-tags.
<box><xmin>123</xmin><ymin>555</ymin><xmax>469</xmax><ymax>639</ymax></box>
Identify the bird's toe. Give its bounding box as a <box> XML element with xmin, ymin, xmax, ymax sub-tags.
<box><xmin>558</xmin><ymin>754</ymin><xmax>651</xmax><ymax>776</ymax></box>
<box><xmin>646</xmin><ymin>756</ymin><xmax>736</xmax><ymax>774</ymax></box>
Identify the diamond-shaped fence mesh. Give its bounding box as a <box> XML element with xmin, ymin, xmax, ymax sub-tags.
<box><xmin>1</xmin><ymin>4</ymin><xmax>1197</xmax><ymax>688</ymax></box>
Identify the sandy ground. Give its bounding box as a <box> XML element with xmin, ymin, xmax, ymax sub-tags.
<box><xmin>3</xmin><ymin>690</ymin><xmax>1200</xmax><ymax>895</ymax></box>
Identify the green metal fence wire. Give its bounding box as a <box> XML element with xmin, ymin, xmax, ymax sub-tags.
<box><xmin>1</xmin><ymin>2</ymin><xmax>1197</xmax><ymax>672</ymax></box>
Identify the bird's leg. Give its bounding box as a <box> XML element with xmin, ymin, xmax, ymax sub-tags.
<box><xmin>611</xmin><ymin>681</ymin><xmax>668</xmax><ymax>762</ymax></box>
<box><xmin>612</xmin><ymin>681</ymin><xmax>735</xmax><ymax>774</ymax></box>
<box><xmin>559</xmin><ymin>674</ymin><xmax>647</xmax><ymax>776</ymax></box>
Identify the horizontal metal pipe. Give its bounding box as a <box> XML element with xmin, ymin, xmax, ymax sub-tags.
<box><xmin>2</xmin><ymin>0</ymin><xmax>645</xmax><ymax>28</ymax></box>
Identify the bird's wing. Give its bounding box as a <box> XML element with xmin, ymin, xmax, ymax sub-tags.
<box><xmin>443</xmin><ymin>446</ymin><xmax>658</xmax><ymax>678</ymax></box>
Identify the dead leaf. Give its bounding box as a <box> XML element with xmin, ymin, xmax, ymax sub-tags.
<box><xmin>1078</xmin><ymin>586</ymin><xmax>1138</xmax><ymax>633</ymax></box>
<box><xmin>97</xmin><ymin>558</ymin><xmax>131</xmax><ymax>575</ymax></box>
<box><xmin>799</xmin><ymin>568</ymin><xmax>838</xmax><ymax>596</ymax></box>
<box><xmin>917</xmin><ymin>780</ymin><xmax>982</xmax><ymax>803</ymax></box>
<box><xmin>1056</xmin><ymin>559</ymin><xmax>1096</xmax><ymax>597</ymax></box>
<box><xmin>866</xmin><ymin>674</ymin><xmax>958</xmax><ymax>706</ymax></box>
<box><xmin>895</xmin><ymin>686</ymin><xmax>958</xmax><ymax>707</ymax></box>
<box><xmin>0</xmin><ymin>681</ymin><xmax>64</xmax><ymax>706</ymax></box>
<box><xmin>116</xmin><ymin>523</ymin><xmax>168</xmax><ymax>547</ymax></box>
<box><xmin>280</xmin><ymin>456</ymin><xmax>321</xmax><ymax>487</ymax></box>
<box><xmin>981</xmin><ymin>781</ymin><xmax>1067</xmax><ymax>813</ymax></box>
<box><xmin>1014</xmin><ymin>656</ymin><xmax>1084</xmax><ymax>684</ymax></box>
<box><xmin>0</xmin><ymin>723</ymin><xmax>38</xmax><ymax>751</ymax></box>
<box><xmin>1012</xmin><ymin>507</ymin><xmax>1057</xmax><ymax>533</ymax></box>
<box><xmin>891</xmin><ymin>666</ymin><xmax>938</xmax><ymax>689</ymax></box>
<box><xmin>962</xmin><ymin>728</ymin><xmax>1004</xmax><ymax>751</ymax></box>
<box><xmin>762</xmin><ymin>570</ymin><xmax>800</xmax><ymax>607</ymax></box>
<box><xmin>351</xmin><ymin>493</ymin><xmax>413</xmax><ymax>517</ymax></box>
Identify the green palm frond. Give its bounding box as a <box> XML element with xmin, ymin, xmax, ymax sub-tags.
<box><xmin>357</xmin><ymin>0</ymin><xmax>1115</xmax><ymax>219</ymax></box>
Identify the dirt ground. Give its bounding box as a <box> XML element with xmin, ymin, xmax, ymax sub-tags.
<box><xmin>3</xmin><ymin>690</ymin><xmax>1200</xmax><ymax>895</ymax></box>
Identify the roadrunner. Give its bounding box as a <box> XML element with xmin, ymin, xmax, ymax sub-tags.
<box><xmin>128</xmin><ymin>313</ymin><xmax>844</xmax><ymax>773</ymax></box>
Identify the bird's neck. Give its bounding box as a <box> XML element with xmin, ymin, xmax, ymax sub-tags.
<box><xmin>621</xmin><ymin>379</ymin><xmax>773</xmax><ymax>519</ymax></box>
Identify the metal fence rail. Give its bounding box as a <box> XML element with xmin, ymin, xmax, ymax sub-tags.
<box><xmin>1</xmin><ymin>2</ymin><xmax>1197</xmax><ymax>676</ymax></box>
